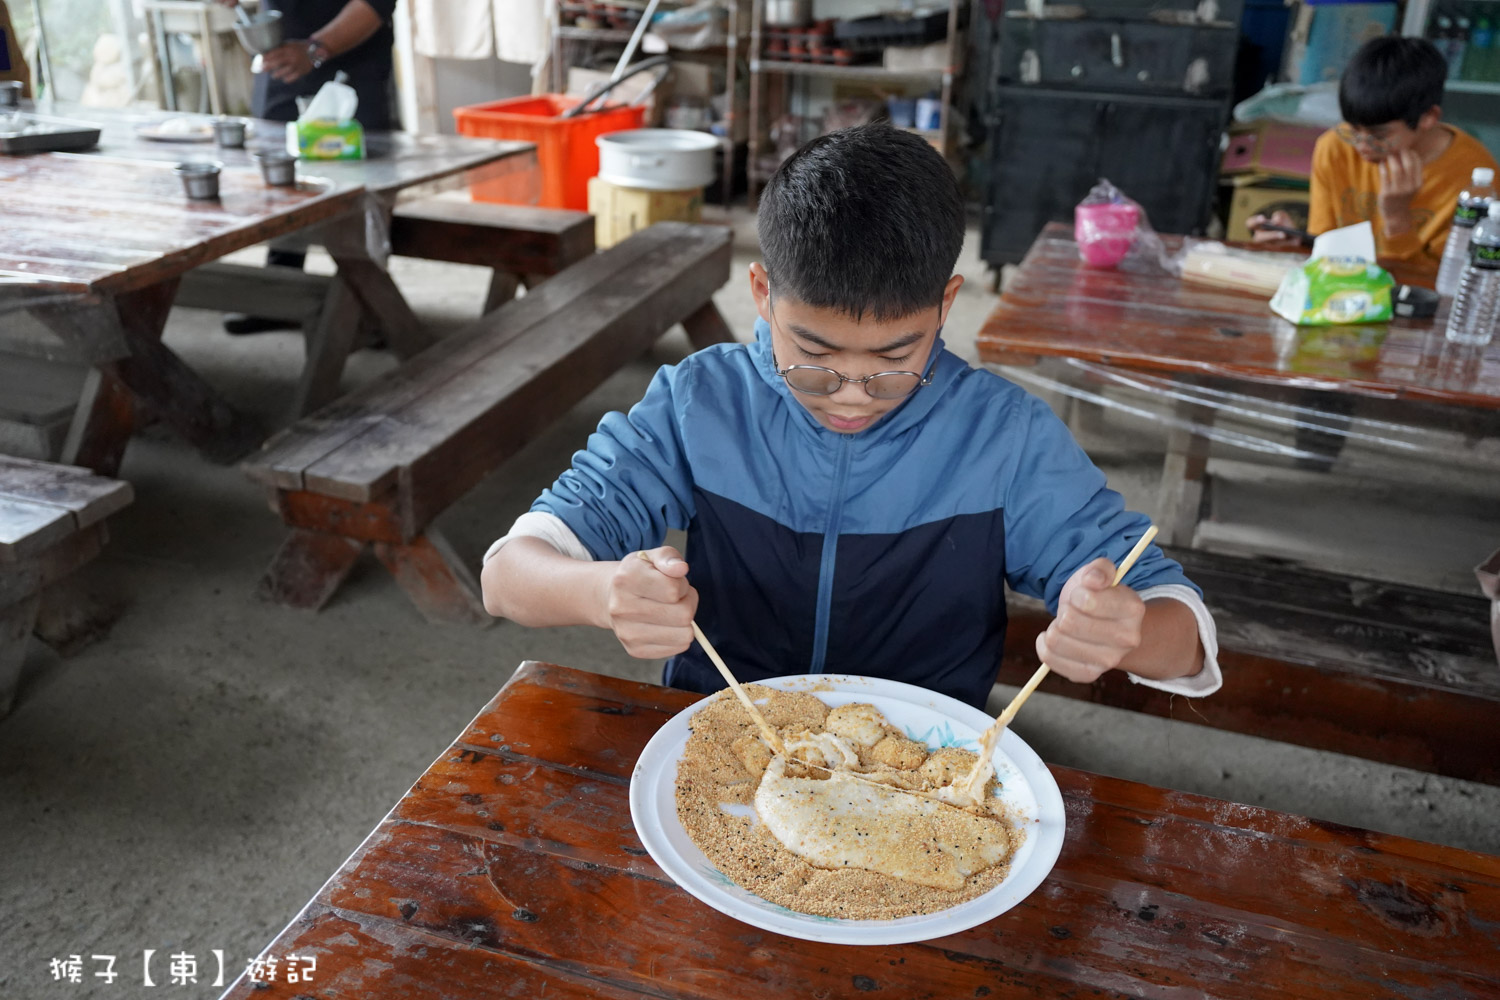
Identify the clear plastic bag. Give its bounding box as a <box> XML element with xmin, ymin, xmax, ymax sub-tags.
<box><xmin>1073</xmin><ymin>179</ymin><xmax>1170</xmax><ymax>273</ymax></box>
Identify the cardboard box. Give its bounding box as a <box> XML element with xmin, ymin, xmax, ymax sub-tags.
<box><xmin>1221</xmin><ymin>120</ymin><xmax>1325</xmax><ymax>180</ymax></box>
<box><xmin>1225</xmin><ymin>175</ymin><xmax>1311</xmax><ymax>241</ymax></box>
<box><xmin>588</xmin><ymin>176</ymin><xmax>704</xmax><ymax>249</ymax></box>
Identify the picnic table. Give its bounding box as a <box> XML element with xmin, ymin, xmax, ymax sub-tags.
<box><xmin>218</xmin><ymin>661</ymin><xmax>1500</xmax><ymax>1000</ymax></box>
<box><xmin>977</xmin><ymin>223</ymin><xmax>1500</xmax><ymax>545</ymax></box>
<box><xmin>0</xmin><ymin>103</ymin><xmax>535</xmax><ymax>475</ymax></box>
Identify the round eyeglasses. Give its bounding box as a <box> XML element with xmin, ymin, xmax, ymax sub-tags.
<box><xmin>773</xmin><ymin>361</ymin><xmax>933</xmax><ymax>399</ymax></box>
<box><xmin>766</xmin><ymin>289</ymin><xmax>940</xmax><ymax>400</ymax></box>
<box><xmin>1334</xmin><ymin>124</ymin><xmax>1398</xmax><ymax>154</ymax></box>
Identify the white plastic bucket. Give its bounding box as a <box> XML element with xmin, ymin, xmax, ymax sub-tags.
<box><xmin>596</xmin><ymin>129</ymin><xmax>719</xmax><ymax>191</ymax></box>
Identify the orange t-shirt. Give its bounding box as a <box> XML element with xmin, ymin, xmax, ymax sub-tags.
<box><xmin>1308</xmin><ymin>125</ymin><xmax>1500</xmax><ymax>285</ymax></box>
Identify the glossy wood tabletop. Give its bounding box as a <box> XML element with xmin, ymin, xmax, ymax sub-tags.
<box><xmin>0</xmin><ymin>104</ymin><xmax>533</xmax><ymax>297</ymax></box>
<box><xmin>977</xmin><ymin>223</ymin><xmax>1500</xmax><ymax>410</ymax></box>
<box><xmin>219</xmin><ymin>662</ymin><xmax>1500</xmax><ymax>1000</ymax></box>
<box><xmin>0</xmin><ymin>152</ymin><xmax>362</xmax><ymax>295</ymax></box>
<box><xmin>57</xmin><ymin>103</ymin><xmax>535</xmax><ymax>197</ymax></box>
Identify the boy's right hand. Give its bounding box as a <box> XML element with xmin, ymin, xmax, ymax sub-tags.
<box><xmin>600</xmin><ymin>547</ymin><xmax>699</xmax><ymax>659</ymax></box>
<box><xmin>1246</xmin><ymin>211</ymin><xmax>1302</xmax><ymax>249</ymax></box>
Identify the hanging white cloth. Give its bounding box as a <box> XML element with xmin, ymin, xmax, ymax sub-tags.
<box><xmin>412</xmin><ymin>0</ymin><xmax>494</xmax><ymax>60</ymax></box>
<box><xmin>495</xmin><ymin>0</ymin><xmax>551</xmax><ymax>67</ymax></box>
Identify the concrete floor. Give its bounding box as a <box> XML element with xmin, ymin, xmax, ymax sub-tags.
<box><xmin>4</xmin><ymin>209</ymin><xmax>1499</xmax><ymax>998</ymax></box>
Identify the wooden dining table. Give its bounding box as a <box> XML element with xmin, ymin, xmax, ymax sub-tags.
<box><xmin>977</xmin><ymin>223</ymin><xmax>1500</xmax><ymax>545</ymax></box>
<box><xmin>0</xmin><ymin>104</ymin><xmax>534</xmax><ymax>475</ymax></box>
<box><xmin>218</xmin><ymin>661</ymin><xmax>1500</xmax><ymax>999</ymax></box>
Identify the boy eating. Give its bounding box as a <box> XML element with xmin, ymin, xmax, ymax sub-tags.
<box><xmin>482</xmin><ymin>123</ymin><xmax>1219</xmax><ymax>709</ymax></box>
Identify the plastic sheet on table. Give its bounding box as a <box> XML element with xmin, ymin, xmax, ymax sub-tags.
<box><xmin>449</xmin><ymin>147</ymin><xmax>543</xmax><ymax>208</ymax></box>
<box><xmin>0</xmin><ymin>280</ymin><xmax>101</xmax><ymax>318</ymax></box>
<box><xmin>1000</xmin><ymin>357</ymin><xmax>1499</xmax><ymax>467</ymax></box>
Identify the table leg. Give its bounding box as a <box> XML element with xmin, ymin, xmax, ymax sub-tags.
<box><xmin>372</xmin><ymin>529</ymin><xmax>490</xmax><ymax>627</ymax></box>
<box><xmin>290</xmin><ymin>275</ymin><xmax>365</xmax><ymax>418</ymax></box>
<box><xmin>0</xmin><ymin>594</ymin><xmax>40</xmax><ymax>717</ymax></box>
<box><xmin>1292</xmin><ymin>390</ymin><xmax>1355</xmax><ymax>472</ymax></box>
<box><xmin>32</xmin><ymin>526</ymin><xmax>120</xmax><ymax>656</ymax></box>
<box><xmin>60</xmin><ymin>369</ymin><xmax>137</xmax><ymax>477</ymax></box>
<box><xmin>1157</xmin><ymin>396</ymin><xmax>1216</xmax><ymax>547</ymax></box>
<box><xmin>681</xmin><ymin>300</ymin><xmax>735</xmax><ymax>351</ymax></box>
<box><xmin>32</xmin><ymin>280</ymin><xmax>265</xmax><ymax>468</ymax></box>
<box><xmin>482</xmin><ymin>271</ymin><xmax>521</xmax><ymax>313</ymax></box>
<box><xmin>257</xmin><ymin>528</ymin><xmax>366</xmax><ymax>611</ymax></box>
<box><xmin>327</xmin><ymin>255</ymin><xmax>434</xmax><ymax>360</ymax></box>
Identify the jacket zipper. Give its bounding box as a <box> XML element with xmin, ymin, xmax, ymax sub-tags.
<box><xmin>810</xmin><ymin>433</ymin><xmax>854</xmax><ymax>672</ymax></box>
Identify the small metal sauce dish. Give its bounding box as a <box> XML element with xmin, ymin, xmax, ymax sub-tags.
<box><xmin>176</xmin><ymin>160</ymin><xmax>223</xmax><ymax>200</ymax></box>
<box><xmin>212</xmin><ymin>116</ymin><xmax>248</xmax><ymax>148</ymax></box>
<box><xmin>253</xmin><ymin>150</ymin><xmax>297</xmax><ymax>187</ymax></box>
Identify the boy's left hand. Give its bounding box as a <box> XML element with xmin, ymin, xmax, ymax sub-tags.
<box><xmin>262</xmin><ymin>41</ymin><xmax>316</xmax><ymax>83</ymax></box>
<box><xmin>1037</xmin><ymin>557</ymin><xmax>1145</xmax><ymax>684</ymax></box>
<box><xmin>1377</xmin><ymin>150</ymin><xmax>1423</xmax><ymax>234</ymax></box>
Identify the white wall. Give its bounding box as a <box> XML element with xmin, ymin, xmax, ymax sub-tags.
<box><xmin>430</xmin><ymin>56</ymin><xmax>532</xmax><ymax>133</ymax></box>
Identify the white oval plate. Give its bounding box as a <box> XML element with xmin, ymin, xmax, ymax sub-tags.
<box><xmin>629</xmin><ymin>674</ymin><xmax>1066</xmax><ymax>945</ymax></box>
<box><xmin>135</xmin><ymin>121</ymin><xmax>218</xmax><ymax>143</ymax></box>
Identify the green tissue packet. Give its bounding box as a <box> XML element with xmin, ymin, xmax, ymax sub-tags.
<box><xmin>1269</xmin><ymin>256</ymin><xmax>1394</xmax><ymax>326</ymax></box>
<box><xmin>287</xmin><ymin>119</ymin><xmax>365</xmax><ymax>160</ymax></box>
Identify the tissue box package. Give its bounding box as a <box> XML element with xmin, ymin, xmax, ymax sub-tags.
<box><xmin>288</xmin><ymin>119</ymin><xmax>365</xmax><ymax>160</ymax></box>
<box><xmin>286</xmin><ymin>77</ymin><xmax>365</xmax><ymax>160</ymax></box>
<box><xmin>1270</xmin><ymin>256</ymin><xmax>1395</xmax><ymax>325</ymax></box>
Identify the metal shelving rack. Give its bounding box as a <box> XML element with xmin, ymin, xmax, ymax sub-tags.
<box><xmin>746</xmin><ymin>0</ymin><xmax>963</xmax><ymax>203</ymax></box>
<box><xmin>550</xmin><ymin>1</ymin><xmax>749</xmax><ymax>202</ymax></box>
<box><xmin>1401</xmin><ymin>0</ymin><xmax>1500</xmax><ymax>96</ymax></box>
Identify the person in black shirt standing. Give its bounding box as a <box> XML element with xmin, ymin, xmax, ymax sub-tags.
<box><xmin>215</xmin><ymin>0</ymin><xmax>399</xmax><ymax>333</ymax></box>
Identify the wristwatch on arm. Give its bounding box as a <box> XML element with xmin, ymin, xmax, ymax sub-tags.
<box><xmin>305</xmin><ymin>39</ymin><xmax>331</xmax><ymax>68</ymax></box>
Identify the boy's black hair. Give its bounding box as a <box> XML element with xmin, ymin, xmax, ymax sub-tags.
<box><xmin>1339</xmin><ymin>36</ymin><xmax>1446</xmax><ymax>129</ymax></box>
<box><xmin>757</xmin><ymin>122</ymin><xmax>965</xmax><ymax>322</ymax></box>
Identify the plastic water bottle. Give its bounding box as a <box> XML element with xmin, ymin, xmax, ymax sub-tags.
<box><xmin>1455</xmin><ymin>16</ymin><xmax>1474</xmax><ymax>77</ymax></box>
<box><xmin>1435</xmin><ymin>15</ymin><xmax>1465</xmax><ymax>79</ymax></box>
<box><xmin>1472</xmin><ymin>17</ymin><xmax>1494</xmax><ymax>78</ymax></box>
<box><xmin>1436</xmin><ymin>167</ymin><xmax>1496</xmax><ymax>298</ymax></box>
<box><xmin>1446</xmin><ymin>201</ymin><xmax>1500</xmax><ymax>346</ymax></box>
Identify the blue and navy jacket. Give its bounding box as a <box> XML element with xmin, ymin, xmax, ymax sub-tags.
<box><xmin>534</xmin><ymin>319</ymin><xmax>1199</xmax><ymax>708</ymax></box>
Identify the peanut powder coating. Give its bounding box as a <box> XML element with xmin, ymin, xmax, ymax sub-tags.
<box><xmin>674</xmin><ymin>685</ymin><xmax>1018</xmax><ymax>919</ymax></box>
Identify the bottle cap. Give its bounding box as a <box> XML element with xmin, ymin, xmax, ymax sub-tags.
<box><xmin>1476</xmin><ymin>167</ymin><xmax>1496</xmax><ymax>186</ymax></box>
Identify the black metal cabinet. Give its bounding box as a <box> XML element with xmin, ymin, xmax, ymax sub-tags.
<box><xmin>981</xmin><ymin>88</ymin><xmax>1224</xmax><ymax>263</ymax></box>
<box><xmin>972</xmin><ymin>0</ymin><xmax>1241</xmax><ymax>266</ymax></box>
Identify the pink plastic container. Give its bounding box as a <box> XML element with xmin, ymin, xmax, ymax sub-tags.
<box><xmin>1075</xmin><ymin>201</ymin><xmax>1141</xmax><ymax>268</ymax></box>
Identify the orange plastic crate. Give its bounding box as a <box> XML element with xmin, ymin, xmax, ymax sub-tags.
<box><xmin>453</xmin><ymin>95</ymin><xmax>646</xmax><ymax>210</ymax></box>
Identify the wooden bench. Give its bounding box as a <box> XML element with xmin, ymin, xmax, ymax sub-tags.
<box><xmin>1</xmin><ymin>456</ymin><xmax>133</xmax><ymax>716</ymax></box>
<box><xmin>242</xmin><ymin>221</ymin><xmax>734</xmax><ymax>625</ymax></box>
<box><xmin>176</xmin><ymin>202</ymin><xmax>594</xmax><ymax>325</ymax></box>
<box><xmin>388</xmin><ymin>199</ymin><xmax>596</xmax><ymax>312</ymax></box>
<box><xmin>1002</xmin><ymin>546</ymin><xmax>1500</xmax><ymax>786</ymax></box>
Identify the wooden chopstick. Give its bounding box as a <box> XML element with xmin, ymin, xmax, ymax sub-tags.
<box><xmin>635</xmin><ymin>552</ymin><xmax>786</xmax><ymax>755</ymax></box>
<box><xmin>691</xmin><ymin>621</ymin><xmax>787</xmax><ymax>756</ymax></box>
<box><xmin>962</xmin><ymin>526</ymin><xmax>1160</xmax><ymax>792</ymax></box>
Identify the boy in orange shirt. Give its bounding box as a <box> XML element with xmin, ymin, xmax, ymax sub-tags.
<box><xmin>1250</xmin><ymin>36</ymin><xmax>1499</xmax><ymax>286</ymax></box>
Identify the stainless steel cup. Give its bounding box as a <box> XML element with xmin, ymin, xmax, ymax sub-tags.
<box><xmin>176</xmin><ymin>161</ymin><xmax>223</xmax><ymax>200</ymax></box>
<box><xmin>212</xmin><ymin>116</ymin><xmax>247</xmax><ymax>148</ymax></box>
<box><xmin>253</xmin><ymin>150</ymin><xmax>297</xmax><ymax>187</ymax></box>
<box><xmin>233</xmin><ymin>9</ymin><xmax>284</xmax><ymax>55</ymax></box>
<box><xmin>0</xmin><ymin>81</ymin><xmax>22</xmax><ymax>111</ymax></box>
